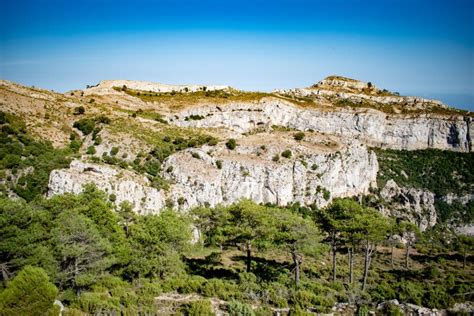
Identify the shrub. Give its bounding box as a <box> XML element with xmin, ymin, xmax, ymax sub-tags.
<box><xmin>0</xmin><ymin>266</ymin><xmax>59</xmax><ymax>316</ymax></box>
<box><xmin>266</xmin><ymin>282</ymin><xmax>289</xmax><ymax>308</ymax></box>
<box><xmin>204</xmin><ymin>137</ymin><xmax>217</xmax><ymax>147</ymax></box>
<box><xmin>396</xmin><ymin>280</ymin><xmax>424</xmax><ymax>306</ymax></box>
<box><xmin>311</xmin><ymin>163</ymin><xmax>318</xmax><ymax>170</ymax></box>
<box><xmin>294</xmin><ymin>132</ymin><xmax>305</xmax><ymax>141</ymax></box>
<box><xmin>73</xmin><ymin>106</ymin><xmax>85</xmax><ymax>115</ymax></box>
<box><xmin>191</xmin><ymin>152</ymin><xmax>201</xmax><ymax>159</ymax></box>
<box><xmin>370</xmin><ymin>281</ymin><xmax>396</xmax><ymax>302</ymax></box>
<box><xmin>109</xmin><ymin>194</ymin><xmax>116</xmax><ymax>202</ymax></box>
<box><xmin>75</xmin><ymin>291</ymin><xmax>120</xmax><ymax>314</ymax></box>
<box><xmin>178</xmin><ymin>275</ymin><xmax>207</xmax><ymax>294</ymax></box>
<box><xmin>110</xmin><ymin>147</ymin><xmax>119</xmax><ymax>156</ymax></box>
<box><xmin>200</xmin><ymin>279</ymin><xmax>239</xmax><ymax>301</ymax></box>
<box><xmin>381</xmin><ymin>304</ymin><xmax>404</xmax><ymax>316</ymax></box>
<box><xmin>226</xmin><ymin>139</ymin><xmax>237</xmax><ymax>150</ymax></box>
<box><xmin>291</xmin><ymin>290</ymin><xmax>317</xmax><ymax>309</ymax></box>
<box><xmin>93</xmin><ymin>136</ymin><xmax>102</xmax><ymax>145</ymax></box>
<box><xmin>73</xmin><ymin>119</ymin><xmax>95</xmax><ymax>135</ymax></box>
<box><xmin>423</xmin><ymin>285</ymin><xmax>454</xmax><ymax>309</ymax></box>
<box><xmin>227</xmin><ymin>300</ymin><xmax>255</xmax><ymax>316</ymax></box>
<box><xmin>182</xmin><ymin>300</ymin><xmax>214</xmax><ymax>316</ymax></box>
<box><xmin>272</xmin><ymin>154</ymin><xmax>280</xmax><ymax>162</ymax></box>
<box><xmin>281</xmin><ymin>149</ymin><xmax>292</xmax><ymax>159</ymax></box>
<box><xmin>86</xmin><ymin>146</ymin><xmax>96</xmax><ymax>155</ymax></box>
<box><xmin>216</xmin><ymin>160</ymin><xmax>223</xmax><ymax>169</ymax></box>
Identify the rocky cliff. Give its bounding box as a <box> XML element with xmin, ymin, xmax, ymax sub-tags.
<box><xmin>2</xmin><ymin>75</ymin><xmax>471</xmax><ymax>228</ymax></box>
<box><xmin>169</xmin><ymin>99</ymin><xmax>472</xmax><ymax>152</ymax></box>
<box><xmin>48</xmin><ymin>134</ymin><xmax>378</xmax><ymax>212</ymax></box>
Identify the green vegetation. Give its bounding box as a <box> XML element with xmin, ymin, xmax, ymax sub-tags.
<box><xmin>226</xmin><ymin>138</ymin><xmax>237</xmax><ymax>150</ymax></box>
<box><xmin>73</xmin><ymin>115</ymin><xmax>110</xmax><ymax>136</ymax></box>
<box><xmin>114</xmin><ymin>86</ymin><xmax>272</xmax><ymax>109</ymax></box>
<box><xmin>105</xmin><ymin>117</ymin><xmax>218</xmax><ymax>190</ymax></box>
<box><xmin>0</xmin><ymin>189</ymin><xmax>472</xmax><ymax>314</ymax></box>
<box><xmin>332</xmin><ymin>97</ymin><xmax>473</xmax><ymax>116</ymax></box>
<box><xmin>281</xmin><ymin>149</ymin><xmax>292</xmax><ymax>159</ymax></box>
<box><xmin>0</xmin><ymin>266</ymin><xmax>58</xmax><ymax>316</ymax></box>
<box><xmin>0</xmin><ymin>112</ymin><xmax>74</xmax><ymax>201</ymax></box>
<box><xmin>376</xmin><ymin>148</ymin><xmax>474</xmax><ymax>196</ymax></box>
<box><xmin>293</xmin><ymin>132</ymin><xmax>305</xmax><ymax>141</ymax></box>
<box><xmin>86</xmin><ymin>145</ymin><xmax>96</xmax><ymax>155</ymax></box>
<box><xmin>73</xmin><ymin>106</ymin><xmax>85</xmax><ymax>115</ymax></box>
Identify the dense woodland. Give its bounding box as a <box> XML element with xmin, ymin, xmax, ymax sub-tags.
<box><xmin>0</xmin><ymin>111</ymin><xmax>473</xmax><ymax>315</ymax></box>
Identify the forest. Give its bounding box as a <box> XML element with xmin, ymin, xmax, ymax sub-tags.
<box><xmin>0</xmin><ymin>186</ymin><xmax>473</xmax><ymax>315</ymax></box>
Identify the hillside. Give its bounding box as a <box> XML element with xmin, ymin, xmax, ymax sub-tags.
<box><xmin>0</xmin><ymin>76</ymin><xmax>473</xmax><ymax>315</ymax></box>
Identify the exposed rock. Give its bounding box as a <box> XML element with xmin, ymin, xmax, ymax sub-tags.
<box><xmin>162</xmin><ymin>134</ymin><xmax>378</xmax><ymax>210</ymax></box>
<box><xmin>48</xmin><ymin>136</ymin><xmax>378</xmax><ymax>213</ymax></box>
<box><xmin>86</xmin><ymin>79</ymin><xmax>230</xmax><ymax>95</ymax></box>
<box><xmin>380</xmin><ymin>180</ymin><xmax>437</xmax><ymax>231</ymax></box>
<box><xmin>48</xmin><ymin>160</ymin><xmax>164</xmax><ymax>214</ymax></box>
<box><xmin>168</xmin><ymin>100</ymin><xmax>471</xmax><ymax>152</ymax></box>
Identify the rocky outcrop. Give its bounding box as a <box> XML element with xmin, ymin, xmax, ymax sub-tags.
<box><xmin>48</xmin><ymin>136</ymin><xmax>378</xmax><ymax>213</ymax></box>
<box><xmin>380</xmin><ymin>180</ymin><xmax>437</xmax><ymax>231</ymax></box>
<box><xmin>48</xmin><ymin>160</ymin><xmax>164</xmax><ymax>214</ymax></box>
<box><xmin>86</xmin><ymin>79</ymin><xmax>230</xmax><ymax>94</ymax></box>
<box><xmin>168</xmin><ymin>99</ymin><xmax>472</xmax><ymax>152</ymax></box>
<box><xmin>162</xmin><ymin>135</ymin><xmax>378</xmax><ymax>210</ymax></box>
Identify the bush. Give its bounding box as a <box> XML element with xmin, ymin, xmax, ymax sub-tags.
<box><xmin>423</xmin><ymin>285</ymin><xmax>454</xmax><ymax>309</ymax></box>
<box><xmin>73</xmin><ymin>106</ymin><xmax>85</xmax><ymax>115</ymax></box>
<box><xmin>75</xmin><ymin>291</ymin><xmax>120</xmax><ymax>314</ymax></box>
<box><xmin>266</xmin><ymin>282</ymin><xmax>289</xmax><ymax>308</ymax></box>
<box><xmin>227</xmin><ymin>300</ymin><xmax>255</xmax><ymax>316</ymax></box>
<box><xmin>294</xmin><ymin>132</ymin><xmax>305</xmax><ymax>141</ymax></box>
<box><xmin>73</xmin><ymin>119</ymin><xmax>95</xmax><ymax>135</ymax></box>
<box><xmin>370</xmin><ymin>281</ymin><xmax>396</xmax><ymax>302</ymax></box>
<box><xmin>226</xmin><ymin>139</ymin><xmax>237</xmax><ymax>150</ymax></box>
<box><xmin>281</xmin><ymin>150</ymin><xmax>292</xmax><ymax>159</ymax></box>
<box><xmin>93</xmin><ymin>135</ymin><xmax>102</xmax><ymax>145</ymax></box>
<box><xmin>272</xmin><ymin>154</ymin><xmax>280</xmax><ymax>162</ymax></box>
<box><xmin>178</xmin><ymin>275</ymin><xmax>207</xmax><ymax>294</ymax></box>
<box><xmin>182</xmin><ymin>300</ymin><xmax>214</xmax><ymax>316</ymax></box>
<box><xmin>396</xmin><ymin>280</ymin><xmax>424</xmax><ymax>306</ymax></box>
<box><xmin>216</xmin><ymin>160</ymin><xmax>223</xmax><ymax>169</ymax></box>
<box><xmin>291</xmin><ymin>290</ymin><xmax>317</xmax><ymax>309</ymax></box>
<box><xmin>110</xmin><ymin>147</ymin><xmax>119</xmax><ymax>156</ymax></box>
<box><xmin>86</xmin><ymin>146</ymin><xmax>96</xmax><ymax>155</ymax></box>
<box><xmin>191</xmin><ymin>152</ymin><xmax>201</xmax><ymax>159</ymax></box>
<box><xmin>200</xmin><ymin>279</ymin><xmax>239</xmax><ymax>301</ymax></box>
<box><xmin>0</xmin><ymin>266</ymin><xmax>59</xmax><ymax>315</ymax></box>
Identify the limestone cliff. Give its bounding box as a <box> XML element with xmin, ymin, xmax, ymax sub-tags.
<box><xmin>48</xmin><ymin>135</ymin><xmax>378</xmax><ymax>212</ymax></box>
<box><xmin>169</xmin><ymin>100</ymin><xmax>471</xmax><ymax>152</ymax></box>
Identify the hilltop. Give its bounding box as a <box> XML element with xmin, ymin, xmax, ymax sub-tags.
<box><xmin>1</xmin><ymin>76</ymin><xmax>473</xmax><ymax>315</ymax></box>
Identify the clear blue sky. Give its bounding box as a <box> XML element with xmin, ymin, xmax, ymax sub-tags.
<box><xmin>1</xmin><ymin>0</ymin><xmax>473</xmax><ymax>110</ymax></box>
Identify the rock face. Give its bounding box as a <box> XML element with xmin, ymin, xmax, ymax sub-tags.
<box><xmin>168</xmin><ymin>100</ymin><xmax>472</xmax><ymax>152</ymax></box>
<box><xmin>48</xmin><ymin>160</ymin><xmax>164</xmax><ymax>214</ymax></box>
<box><xmin>380</xmin><ymin>180</ymin><xmax>437</xmax><ymax>231</ymax></box>
<box><xmin>48</xmin><ymin>136</ymin><xmax>378</xmax><ymax>213</ymax></box>
<box><xmin>162</xmin><ymin>136</ymin><xmax>378</xmax><ymax>210</ymax></box>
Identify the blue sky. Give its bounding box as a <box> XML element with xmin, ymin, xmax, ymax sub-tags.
<box><xmin>1</xmin><ymin>0</ymin><xmax>473</xmax><ymax>110</ymax></box>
